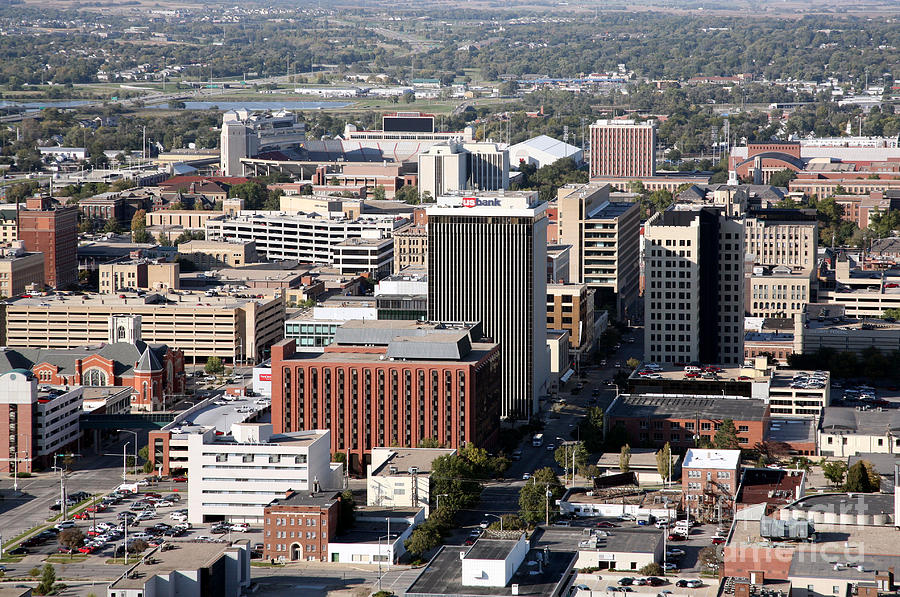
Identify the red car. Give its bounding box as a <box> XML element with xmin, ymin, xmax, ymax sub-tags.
<box><xmin>668</xmin><ymin>532</ymin><xmax>686</xmax><ymax>541</ymax></box>
<box><xmin>172</xmin><ymin>476</ymin><xmax>188</xmax><ymax>483</ymax></box>
<box><xmin>144</xmin><ymin>492</ymin><xmax>162</xmax><ymax>498</ymax></box>
<box><xmin>596</xmin><ymin>521</ymin><xmax>618</xmax><ymax>528</ymax></box>
<box><xmin>78</xmin><ymin>545</ymin><xmax>94</xmax><ymax>554</ymax></box>
<box><xmin>711</xmin><ymin>536</ymin><xmax>726</xmax><ymax>545</ymax></box>
<box><xmin>684</xmin><ymin>372</ymin><xmax>700</xmax><ymax>378</ymax></box>
<box><xmin>74</xmin><ymin>512</ymin><xmax>90</xmax><ymax>520</ymax></box>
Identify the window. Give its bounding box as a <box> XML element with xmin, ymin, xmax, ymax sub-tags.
<box><xmin>83</xmin><ymin>368</ymin><xmax>108</xmax><ymax>386</ymax></box>
<box><xmin>738</xmin><ymin>425</ymin><xmax>749</xmax><ymax>432</ymax></box>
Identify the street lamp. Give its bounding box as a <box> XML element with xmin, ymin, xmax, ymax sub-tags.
<box><xmin>118</xmin><ymin>429</ymin><xmax>139</xmax><ymax>477</ymax></box>
<box><xmin>484</xmin><ymin>513</ymin><xmax>503</xmax><ymax>532</ymax></box>
<box><xmin>121</xmin><ymin>442</ymin><xmax>131</xmax><ymax>483</ymax></box>
<box><xmin>435</xmin><ymin>493</ymin><xmax>449</xmax><ymax>513</ymax></box>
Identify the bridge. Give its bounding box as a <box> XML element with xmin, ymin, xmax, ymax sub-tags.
<box><xmin>80</xmin><ymin>412</ymin><xmax>177</xmax><ymax>430</ymax></box>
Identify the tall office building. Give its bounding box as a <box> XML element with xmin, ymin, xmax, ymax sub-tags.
<box><xmin>427</xmin><ymin>191</ymin><xmax>549</xmax><ymax>420</ymax></box>
<box><xmin>643</xmin><ymin>207</ymin><xmax>745</xmax><ymax>366</ymax></box>
<box><xmin>556</xmin><ymin>183</ymin><xmax>640</xmax><ymax>319</ymax></box>
<box><xmin>744</xmin><ymin>208</ymin><xmax>818</xmax><ymax>269</ymax></box>
<box><xmin>17</xmin><ymin>197</ymin><xmax>77</xmax><ymax>289</ymax></box>
<box><xmin>418</xmin><ymin>141</ymin><xmax>509</xmax><ymax>198</ymax></box>
<box><xmin>589</xmin><ymin>119</ymin><xmax>657</xmax><ymax>179</ymax></box>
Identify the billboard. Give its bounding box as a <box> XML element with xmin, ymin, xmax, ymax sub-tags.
<box><xmin>383</xmin><ymin>114</ymin><xmax>434</xmax><ymax>133</ymax></box>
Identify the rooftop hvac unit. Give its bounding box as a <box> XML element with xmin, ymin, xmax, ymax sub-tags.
<box><xmin>389</xmin><ymin>466</ymin><xmax>398</xmax><ymax>474</ymax></box>
<box><xmin>408</xmin><ymin>466</ymin><xmax>418</xmax><ymax>475</ymax></box>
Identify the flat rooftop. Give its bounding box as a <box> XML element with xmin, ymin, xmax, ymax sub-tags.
<box><xmin>563</xmin><ymin>486</ymin><xmax>680</xmax><ymax>509</ymax></box>
<box><xmin>597</xmin><ymin>448</ymin><xmax>679</xmax><ymax>470</ymax></box>
<box><xmin>463</xmin><ymin>538</ymin><xmax>520</xmax><ymax>560</ymax></box>
<box><xmin>5</xmin><ymin>291</ymin><xmax>272</xmax><ymax>309</ymax></box>
<box><xmin>533</xmin><ymin>526</ymin><xmax>662</xmax><ymax>555</ymax></box>
<box><xmin>608</xmin><ymin>394</ymin><xmax>769</xmax><ymax>422</ymax></box>
<box><xmin>766</xmin><ymin>418</ymin><xmax>817</xmax><ymax>445</ymax></box>
<box><xmin>684</xmin><ymin>448</ymin><xmax>741</xmax><ymax>470</ymax></box>
<box><xmin>729</xmin><ymin>519</ymin><xmax>898</xmax><ymax>555</ymax></box>
<box><xmin>782</xmin><ymin>493</ymin><xmax>894</xmax><ymax>517</ymax></box>
<box><xmin>109</xmin><ymin>541</ymin><xmax>232</xmax><ymax>589</ymax></box>
<box><xmin>405</xmin><ymin>544</ymin><xmax>576</xmax><ymax>597</ymax></box>
<box><xmin>589</xmin><ymin>201</ymin><xmax>635</xmax><ymax>219</ymax></box>
<box><xmin>737</xmin><ymin>468</ymin><xmax>805</xmax><ymax>506</ymax></box>
<box><xmin>371</xmin><ymin>447</ymin><xmax>456</xmax><ymax>477</ymax></box>
<box><xmin>330</xmin><ymin>520</ymin><xmax>412</xmax><ymax>545</ymax></box>
<box><xmin>789</xmin><ymin>552</ymin><xmax>900</xmax><ymax>581</ymax></box>
<box><xmin>268</xmin><ymin>490</ymin><xmax>341</xmax><ymax>509</ymax></box>
<box><xmin>821</xmin><ymin>406</ymin><xmax>900</xmax><ymax>434</ymax></box>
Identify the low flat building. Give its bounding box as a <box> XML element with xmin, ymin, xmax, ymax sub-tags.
<box><xmin>595</xmin><ymin>447</ymin><xmax>681</xmax><ymax>486</ymax></box>
<box><xmin>178</xmin><ymin>240</ymin><xmax>259</xmax><ymax>269</ymax></box>
<box><xmin>559</xmin><ymin>485</ymin><xmax>679</xmax><ymax>520</ymax></box>
<box><xmin>748</xmin><ymin>266</ymin><xmax>815</xmax><ymax>319</ymax></box>
<box><xmin>106</xmin><ymin>541</ymin><xmax>250</xmax><ymax>597</ymax></box>
<box><xmin>99</xmin><ymin>259</ymin><xmax>179</xmax><ymax>293</ymax></box>
<box><xmin>331</xmin><ymin>236</ymin><xmax>394</xmax><ymax>278</ymax></box>
<box><xmin>605</xmin><ymin>393</ymin><xmax>770</xmax><ymax>449</ymax></box>
<box><xmin>327</xmin><ymin>507</ymin><xmax>424</xmax><ymax>565</ymax></box>
<box><xmin>736</xmin><ymin>467</ymin><xmax>806</xmax><ymax>510</ymax></box>
<box><xmin>819</xmin><ymin>406</ymin><xmax>900</xmax><ymax>457</ymax></box>
<box><xmin>185</xmin><ymin>423</ymin><xmax>341</xmax><ymax>524</ymax></box>
<box><xmin>405</xmin><ymin>534</ymin><xmax>576</xmax><ymax>597</ymax></box>
<box><xmin>794</xmin><ymin>306</ymin><xmax>900</xmax><ymax>357</ymax></box>
<box><xmin>0</xmin><ymin>246</ymin><xmax>44</xmax><ymax>297</ymax></box>
<box><xmin>366</xmin><ymin>446</ymin><xmax>456</xmax><ymax>515</ymax></box>
<box><xmin>147</xmin><ymin>209</ymin><xmax>223</xmax><ymax>231</ymax></box>
<box><xmin>2</xmin><ymin>291</ymin><xmax>284</xmax><ymax>363</ymax></box>
<box><xmin>535</xmin><ymin>525</ymin><xmax>663</xmax><ymax>572</ymax></box>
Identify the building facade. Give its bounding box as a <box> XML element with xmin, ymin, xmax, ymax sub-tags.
<box><xmin>331</xmin><ymin>237</ymin><xmax>394</xmax><ymax>278</ymax></box>
<box><xmin>427</xmin><ymin>192</ymin><xmax>549</xmax><ymax>420</ymax></box>
<box><xmin>747</xmin><ymin>266</ymin><xmax>815</xmax><ymax>319</ymax></box>
<box><xmin>546</xmin><ymin>283</ymin><xmax>595</xmax><ymax>354</ymax></box>
<box><xmin>17</xmin><ymin>197</ymin><xmax>78</xmax><ymax>289</ymax></box>
<box><xmin>99</xmin><ymin>260</ymin><xmax>179</xmax><ymax>294</ymax></box>
<box><xmin>392</xmin><ymin>224</ymin><xmax>427</xmax><ymax>271</ymax></box>
<box><xmin>366</xmin><ymin>447</ymin><xmax>456</xmax><ymax>516</ymax></box>
<box><xmin>262</xmin><ymin>490</ymin><xmax>341</xmax><ymax>562</ymax></box>
<box><xmin>643</xmin><ymin>208</ymin><xmax>745</xmax><ymax>366</ymax></box>
<box><xmin>271</xmin><ymin>321</ymin><xmax>502</xmax><ymax>473</ymax></box>
<box><xmin>0</xmin><ymin>247</ymin><xmax>44</xmax><ymax>297</ymax></box>
<box><xmin>178</xmin><ymin>240</ymin><xmax>259</xmax><ymax>269</ymax></box>
<box><xmin>1</xmin><ymin>293</ymin><xmax>283</xmax><ymax>363</ymax></box>
<box><xmin>186</xmin><ymin>423</ymin><xmax>339</xmax><ymax>524</ymax></box>
<box><xmin>681</xmin><ymin>448</ymin><xmax>741</xmax><ymax>517</ymax></box>
<box><xmin>589</xmin><ymin>119</ymin><xmax>656</xmax><ymax>179</ymax></box>
<box><xmin>556</xmin><ymin>183</ymin><xmax>640</xmax><ymax>318</ymax></box>
<box><xmin>206</xmin><ymin>212</ymin><xmax>406</xmax><ymax>264</ymax></box>
<box><xmin>0</xmin><ymin>370</ymin><xmax>82</xmax><ymax>473</ymax></box>
<box><xmin>744</xmin><ymin>209</ymin><xmax>818</xmax><ymax>269</ymax></box>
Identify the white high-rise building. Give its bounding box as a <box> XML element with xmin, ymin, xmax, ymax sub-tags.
<box><xmin>220</xmin><ymin>110</ymin><xmax>307</xmax><ymax>176</ymax></box>
<box><xmin>418</xmin><ymin>141</ymin><xmax>510</xmax><ymax>198</ymax></box>
<box><xmin>643</xmin><ymin>207</ymin><xmax>745</xmax><ymax>366</ymax></box>
<box><xmin>427</xmin><ymin>191</ymin><xmax>549</xmax><ymax>420</ymax></box>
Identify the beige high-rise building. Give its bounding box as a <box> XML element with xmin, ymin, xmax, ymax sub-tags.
<box><xmin>546</xmin><ymin>283</ymin><xmax>595</xmax><ymax>354</ymax></box>
<box><xmin>644</xmin><ymin>207</ymin><xmax>745</xmax><ymax>366</ymax></box>
<box><xmin>744</xmin><ymin>208</ymin><xmax>818</xmax><ymax>269</ymax></box>
<box><xmin>392</xmin><ymin>223</ymin><xmax>427</xmax><ymax>271</ymax></box>
<box><xmin>556</xmin><ymin>183</ymin><xmax>640</xmax><ymax>319</ymax></box>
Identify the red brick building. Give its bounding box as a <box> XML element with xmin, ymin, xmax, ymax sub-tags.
<box><xmin>605</xmin><ymin>395</ymin><xmax>770</xmax><ymax>450</ymax></box>
<box><xmin>589</xmin><ymin>119</ymin><xmax>656</xmax><ymax>179</ymax></box>
<box><xmin>263</xmin><ymin>490</ymin><xmax>341</xmax><ymax>562</ymax></box>
<box><xmin>17</xmin><ymin>197</ymin><xmax>78</xmax><ymax>289</ymax></box>
<box><xmin>271</xmin><ymin>321</ymin><xmax>502</xmax><ymax>473</ymax></box>
<box><xmin>682</xmin><ymin>448</ymin><xmax>741</xmax><ymax>518</ymax></box>
<box><xmin>0</xmin><ymin>342</ymin><xmax>185</xmax><ymax>411</ymax></box>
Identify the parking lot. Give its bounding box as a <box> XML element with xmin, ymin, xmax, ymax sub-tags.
<box><xmin>6</xmin><ymin>483</ymin><xmax>264</xmax><ymax>564</ymax></box>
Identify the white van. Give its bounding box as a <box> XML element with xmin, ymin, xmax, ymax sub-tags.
<box><xmin>683</xmin><ymin>365</ymin><xmax>702</xmax><ymax>373</ymax></box>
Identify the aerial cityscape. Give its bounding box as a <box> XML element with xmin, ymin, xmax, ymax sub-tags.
<box><xmin>2</xmin><ymin>1</ymin><xmax>900</xmax><ymax>597</ymax></box>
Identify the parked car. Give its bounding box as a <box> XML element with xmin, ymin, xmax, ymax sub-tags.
<box><xmin>711</xmin><ymin>535</ymin><xmax>727</xmax><ymax>545</ymax></box>
<box><xmin>230</xmin><ymin>523</ymin><xmax>250</xmax><ymax>532</ymax></box>
<box><xmin>618</xmin><ymin>578</ymin><xmax>634</xmax><ymax>586</ymax></box>
<box><xmin>172</xmin><ymin>476</ymin><xmax>188</xmax><ymax>483</ymax></box>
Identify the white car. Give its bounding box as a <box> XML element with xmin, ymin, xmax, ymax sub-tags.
<box><xmin>230</xmin><ymin>523</ymin><xmax>250</xmax><ymax>532</ymax></box>
<box><xmin>170</xmin><ymin>512</ymin><xmax>188</xmax><ymax>522</ymax></box>
<box><xmin>55</xmin><ymin>520</ymin><xmax>76</xmax><ymax>530</ymax></box>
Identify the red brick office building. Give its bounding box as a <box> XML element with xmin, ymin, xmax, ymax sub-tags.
<box><xmin>263</xmin><ymin>490</ymin><xmax>341</xmax><ymax>562</ymax></box>
<box><xmin>17</xmin><ymin>197</ymin><xmax>78</xmax><ymax>289</ymax></box>
<box><xmin>271</xmin><ymin>321</ymin><xmax>501</xmax><ymax>473</ymax></box>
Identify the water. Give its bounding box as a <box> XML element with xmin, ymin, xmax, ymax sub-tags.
<box><xmin>0</xmin><ymin>100</ymin><xmax>97</xmax><ymax>110</ymax></box>
<box><xmin>148</xmin><ymin>100</ymin><xmax>352</xmax><ymax>111</ymax></box>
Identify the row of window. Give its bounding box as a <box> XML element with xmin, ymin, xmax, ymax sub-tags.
<box><xmin>269</xmin><ymin>531</ymin><xmax>317</xmax><ymax>539</ymax></box>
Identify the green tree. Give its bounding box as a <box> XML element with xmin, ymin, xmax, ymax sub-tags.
<box><xmin>822</xmin><ymin>460</ymin><xmax>847</xmax><ymax>486</ymax></box>
<box><xmin>372</xmin><ymin>185</ymin><xmax>386</xmax><ymax>201</ymax></box>
<box><xmin>579</xmin><ymin>406</ymin><xmax>604</xmax><ymax>452</ymax></box>
<box><xmin>102</xmin><ymin>219</ymin><xmax>122</xmax><ymax>234</ymax></box>
<box><xmin>882</xmin><ymin>308</ymin><xmax>900</xmax><ymax>320</ymax></box>
<box><xmin>656</xmin><ymin>442</ymin><xmax>673</xmax><ymax>484</ymax></box>
<box><xmin>640</xmin><ymin>562</ymin><xmax>665</xmax><ymax>576</ymax></box>
<box><xmin>204</xmin><ymin>356</ymin><xmax>224</xmax><ymax>375</ymax></box>
<box><xmin>339</xmin><ymin>489</ymin><xmax>356</xmax><ymax>531</ymax></box>
<box><xmin>157</xmin><ymin>232</ymin><xmax>173</xmax><ymax>247</ymax></box>
<box><xmin>131</xmin><ymin>209</ymin><xmax>147</xmax><ymax>234</ymax></box>
<box><xmin>626</xmin><ymin>357</ymin><xmax>641</xmax><ymax>370</ymax></box>
<box><xmin>844</xmin><ymin>461</ymin><xmax>877</xmax><ymax>493</ymax></box>
<box><xmin>395</xmin><ymin>185</ymin><xmax>420</xmax><ymax>204</ymax></box>
<box><xmin>404</xmin><ymin>519</ymin><xmax>442</xmax><ymax>558</ymax></box>
<box><xmin>228</xmin><ymin>181</ymin><xmax>269</xmax><ymax>210</ymax></box>
<box><xmin>714</xmin><ymin>419</ymin><xmax>739</xmax><ymax>449</ymax></box>
<box><xmin>35</xmin><ymin>563</ymin><xmax>56</xmax><ymax>595</ymax></box>
<box><xmin>768</xmin><ymin>168</ymin><xmax>797</xmax><ymax>187</ymax></box>
<box><xmin>133</xmin><ymin>229</ymin><xmax>152</xmax><ymax>243</ymax></box>
<box><xmin>518</xmin><ymin>467</ymin><xmax>564</xmax><ymax>526</ymax></box>
<box><xmin>554</xmin><ymin>442</ymin><xmax>588</xmax><ymax>474</ymax></box>
<box><xmin>418</xmin><ymin>437</ymin><xmax>441</xmax><ymax>448</ymax></box>
<box><xmin>619</xmin><ymin>444</ymin><xmax>631</xmax><ymax>472</ymax></box>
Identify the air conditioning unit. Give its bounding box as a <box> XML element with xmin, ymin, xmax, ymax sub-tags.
<box><xmin>389</xmin><ymin>466</ymin><xmax>398</xmax><ymax>474</ymax></box>
<box><xmin>408</xmin><ymin>466</ymin><xmax>419</xmax><ymax>475</ymax></box>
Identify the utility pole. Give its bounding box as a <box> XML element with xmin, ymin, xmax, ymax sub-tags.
<box><xmin>545</xmin><ymin>485</ymin><xmax>551</xmax><ymax>526</ymax></box>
